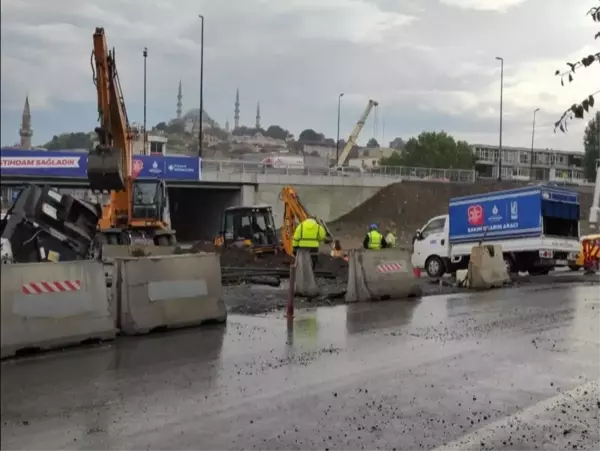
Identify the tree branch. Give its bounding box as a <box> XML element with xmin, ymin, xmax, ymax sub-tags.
<box><xmin>554</xmin><ymin>90</ymin><xmax>600</xmax><ymax>132</ymax></box>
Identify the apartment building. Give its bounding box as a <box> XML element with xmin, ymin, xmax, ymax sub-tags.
<box><xmin>471</xmin><ymin>144</ymin><xmax>586</xmax><ymax>184</ymax></box>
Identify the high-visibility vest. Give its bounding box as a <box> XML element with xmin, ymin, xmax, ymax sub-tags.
<box><xmin>367</xmin><ymin>230</ymin><xmax>383</xmax><ymax>249</ymax></box>
<box><xmin>385</xmin><ymin>232</ymin><xmax>396</xmax><ymax>247</ymax></box>
<box><xmin>293</xmin><ymin>218</ymin><xmax>325</xmax><ymax>248</ymax></box>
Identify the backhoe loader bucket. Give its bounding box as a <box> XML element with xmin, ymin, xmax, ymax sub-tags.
<box><xmin>87</xmin><ymin>145</ymin><xmax>125</xmax><ymax>191</ymax></box>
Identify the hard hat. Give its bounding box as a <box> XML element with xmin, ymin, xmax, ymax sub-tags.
<box><xmin>369</xmin><ymin>223</ymin><xmax>378</xmax><ymax>230</ymax></box>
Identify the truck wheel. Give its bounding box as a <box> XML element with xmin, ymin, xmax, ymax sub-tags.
<box><xmin>529</xmin><ymin>268</ymin><xmax>550</xmax><ymax>276</ymax></box>
<box><xmin>156</xmin><ymin>235</ymin><xmax>170</xmax><ymax>246</ymax></box>
<box><xmin>425</xmin><ymin>256</ymin><xmax>445</xmax><ymax>278</ymax></box>
<box><xmin>503</xmin><ymin>255</ymin><xmax>517</xmax><ymax>274</ymax></box>
<box><xmin>568</xmin><ymin>265</ymin><xmax>581</xmax><ymax>271</ymax></box>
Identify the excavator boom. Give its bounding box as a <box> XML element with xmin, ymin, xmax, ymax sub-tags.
<box><xmin>280</xmin><ymin>186</ymin><xmax>332</xmax><ymax>256</ymax></box>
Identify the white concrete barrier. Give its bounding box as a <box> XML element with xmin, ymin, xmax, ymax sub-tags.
<box><xmin>113</xmin><ymin>253</ymin><xmax>226</xmax><ymax>335</ymax></box>
<box><xmin>1</xmin><ymin>261</ymin><xmax>116</xmax><ymax>358</ymax></box>
<box><xmin>346</xmin><ymin>249</ymin><xmax>422</xmax><ymax>302</ymax></box>
<box><xmin>467</xmin><ymin>244</ymin><xmax>509</xmax><ymax>289</ymax></box>
<box><xmin>294</xmin><ymin>249</ymin><xmax>319</xmax><ymax>297</ymax></box>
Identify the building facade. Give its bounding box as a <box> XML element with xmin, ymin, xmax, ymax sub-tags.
<box><xmin>471</xmin><ymin>143</ymin><xmax>586</xmax><ymax>184</ymax></box>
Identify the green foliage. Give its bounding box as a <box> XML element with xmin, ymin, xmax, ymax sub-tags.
<box><xmin>366</xmin><ymin>138</ymin><xmax>379</xmax><ymax>148</ymax></box>
<box><xmin>232</xmin><ymin>126</ymin><xmax>265</xmax><ymax>136</ymax></box>
<box><xmin>389</xmin><ymin>137</ymin><xmax>406</xmax><ymax>150</ymax></box>
<box><xmin>264</xmin><ymin>125</ymin><xmax>292</xmax><ymax>140</ymax></box>
<box><xmin>43</xmin><ymin>132</ymin><xmax>93</xmax><ymax>150</ymax></box>
<box><xmin>298</xmin><ymin>129</ymin><xmax>325</xmax><ymax>142</ymax></box>
<box><xmin>554</xmin><ymin>3</ymin><xmax>600</xmax><ymax>131</ymax></box>
<box><xmin>583</xmin><ymin>112</ymin><xmax>600</xmax><ymax>180</ymax></box>
<box><xmin>204</xmin><ymin>127</ymin><xmax>228</xmax><ymax>140</ymax></box>
<box><xmin>379</xmin><ymin>131</ymin><xmax>475</xmax><ymax>169</ymax></box>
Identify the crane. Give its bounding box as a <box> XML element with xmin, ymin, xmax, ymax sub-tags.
<box><xmin>88</xmin><ymin>27</ymin><xmax>175</xmax><ymax>255</ymax></box>
<box><xmin>334</xmin><ymin>99</ymin><xmax>379</xmax><ymax>168</ymax></box>
<box><xmin>279</xmin><ymin>186</ymin><xmax>332</xmax><ymax>256</ymax></box>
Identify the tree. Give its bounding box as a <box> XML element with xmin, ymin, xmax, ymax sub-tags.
<box><xmin>264</xmin><ymin>125</ymin><xmax>291</xmax><ymax>140</ymax></box>
<box><xmin>366</xmin><ymin>138</ymin><xmax>379</xmax><ymax>148</ymax></box>
<box><xmin>298</xmin><ymin>129</ymin><xmax>325</xmax><ymax>142</ymax></box>
<box><xmin>389</xmin><ymin>137</ymin><xmax>406</xmax><ymax>150</ymax></box>
<box><xmin>165</xmin><ymin>121</ymin><xmax>185</xmax><ymax>135</ymax></box>
<box><xmin>43</xmin><ymin>132</ymin><xmax>93</xmax><ymax>150</ymax></box>
<box><xmin>554</xmin><ymin>3</ymin><xmax>599</xmax><ymax>131</ymax></box>
<box><xmin>155</xmin><ymin>121</ymin><xmax>168</xmax><ymax>132</ymax></box>
<box><xmin>583</xmin><ymin>112</ymin><xmax>600</xmax><ymax>180</ymax></box>
<box><xmin>205</xmin><ymin>127</ymin><xmax>229</xmax><ymax>141</ymax></box>
<box><xmin>380</xmin><ymin>131</ymin><xmax>476</xmax><ymax>169</ymax></box>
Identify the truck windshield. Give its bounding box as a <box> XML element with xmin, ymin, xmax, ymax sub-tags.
<box><xmin>542</xmin><ymin>200</ymin><xmax>579</xmax><ymax>238</ymax></box>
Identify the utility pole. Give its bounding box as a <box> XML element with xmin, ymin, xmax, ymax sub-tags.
<box><xmin>530</xmin><ymin>108</ymin><xmax>540</xmax><ymax>181</ymax></box>
<box><xmin>198</xmin><ymin>14</ymin><xmax>205</xmax><ymax>158</ymax></box>
<box><xmin>336</xmin><ymin>93</ymin><xmax>344</xmax><ymax>162</ymax></box>
<box><xmin>495</xmin><ymin>56</ymin><xmax>504</xmax><ymax>181</ymax></box>
<box><xmin>143</xmin><ymin>47</ymin><xmax>148</xmax><ymax>155</ymax></box>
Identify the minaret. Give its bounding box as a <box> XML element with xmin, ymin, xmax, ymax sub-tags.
<box><xmin>234</xmin><ymin>88</ymin><xmax>240</xmax><ymax>130</ymax></box>
<box><xmin>19</xmin><ymin>95</ymin><xmax>33</xmax><ymax>149</ymax></box>
<box><xmin>176</xmin><ymin>81</ymin><xmax>183</xmax><ymax>120</ymax></box>
<box><xmin>255</xmin><ymin>101</ymin><xmax>261</xmax><ymax>129</ymax></box>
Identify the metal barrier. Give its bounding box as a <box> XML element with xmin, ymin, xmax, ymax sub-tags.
<box><xmin>1</xmin><ymin>260</ymin><xmax>116</xmax><ymax>358</ymax></box>
<box><xmin>201</xmin><ymin>160</ymin><xmax>477</xmax><ymax>183</ymax></box>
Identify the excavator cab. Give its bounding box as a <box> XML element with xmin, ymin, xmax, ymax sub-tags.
<box><xmin>132</xmin><ymin>180</ymin><xmax>167</xmax><ymax>222</ymax></box>
<box><xmin>215</xmin><ymin>205</ymin><xmax>278</xmax><ymax>254</ymax></box>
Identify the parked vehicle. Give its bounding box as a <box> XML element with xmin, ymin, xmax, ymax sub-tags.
<box><xmin>261</xmin><ymin>156</ymin><xmax>304</xmax><ymax>169</ymax></box>
<box><xmin>411</xmin><ymin>185</ymin><xmax>581</xmax><ymax>278</ymax></box>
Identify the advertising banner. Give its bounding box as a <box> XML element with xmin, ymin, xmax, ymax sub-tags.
<box><xmin>0</xmin><ymin>149</ymin><xmax>87</xmax><ymax>178</ymax></box>
<box><xmin>165</xmin><ymin>156</ymin><xmax>200</xmax><ymax>181</ymax></box>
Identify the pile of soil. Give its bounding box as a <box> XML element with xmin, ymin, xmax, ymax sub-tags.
<box><xmin>330</xmin><ymin>180</ymin><xmax>595</xmax><ymax>245</ymax></box>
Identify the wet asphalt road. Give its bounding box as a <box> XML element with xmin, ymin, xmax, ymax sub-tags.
<box><xmin>1</xmin><ymin>282</ymin><xmax>599</xmax><ymax>450</ymax></box>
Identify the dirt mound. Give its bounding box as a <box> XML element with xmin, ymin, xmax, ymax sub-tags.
<box><xmin>330</xmin><ymin>180</ymin><xmax>594</xmax><ymax>245</ymax></box>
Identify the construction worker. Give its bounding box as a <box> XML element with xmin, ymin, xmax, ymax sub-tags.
<box><xmin>293</xmin><ymin>216</ymin><xmax>328</xmax><ymax>268</ymax></box>
<box><xmin>363</xmin><ymin>223</ymin><xmax>387</xmax><ymax>250</ymax></box>
<box><xmin>385</xmin><ymin>228</ymin><xmax>397</xmax><ymax>247</ymax></box>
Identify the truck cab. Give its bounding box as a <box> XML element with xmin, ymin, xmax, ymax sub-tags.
<box><xmin>412</xmin><ymin>214</ymin><xmax>450</xmax><ymax>277</ymax></box>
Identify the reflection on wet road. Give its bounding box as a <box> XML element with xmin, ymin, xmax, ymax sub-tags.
<box><xmin>1</xmin><ymin>283</ymin><xmax>599</xmax><ymax>450</ymax></box>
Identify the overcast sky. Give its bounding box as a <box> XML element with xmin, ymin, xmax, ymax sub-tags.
<box><xmin>1</xmin><ymin>0</ymin><xmax>598</xmax><ymax>151</ymax></box>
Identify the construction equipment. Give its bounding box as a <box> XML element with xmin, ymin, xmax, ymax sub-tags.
<box><xmin>1</xmin><ymin>185</ymin><xmax>101</xmax><ymax>264</ymax></box>
<box><xmin>214</xmin><ymin>205</ymin><xmax>279</xmax><ymax>254</ymax></box>
<box><xmin>87</xmin><ymin>27</ymin><xmax>175</xmax><ymax>255</ymax></box>
<box><xmin>280</xmin><ymin>186</ymin><xmax>333</xmax><ymax>256</ymax></box>
<box><xmin>334</xmin><ymin>99</ymin><xmax>379</xmax><ymax>169</ymax></box>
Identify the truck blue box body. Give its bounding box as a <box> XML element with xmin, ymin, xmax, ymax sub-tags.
<box><xmin>448</xmin><ymin>185</ymin><xmax>579</xmax><ymax>244</ymax></box>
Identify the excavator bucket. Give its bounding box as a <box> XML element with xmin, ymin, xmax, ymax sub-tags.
<box><xmin>87</xmin><ymin>145</ymin><xmax>125</xmax><ymax>191</ymax></box>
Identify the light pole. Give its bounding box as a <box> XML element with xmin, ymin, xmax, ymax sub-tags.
<box><xmin>529</xmin><ymin>107</ymin><xmax>540</xmax><ymax>181</ymax></box>
<box><xmin>143</xmin><ymin>47</ymin><xmax>148</xmax><ymax>155</ymax></box>
<box><xmin>336</xmin><ymin>93</ymin><xmax>344</xmax><ymax>162</ymax></box>
<box><xmin>198</xmin><ymin>14</ymin><xmax>204</xmax><ymax>158</ymax></box>
<box><xmin>495</xmin><ymin>56</ymin><xmax>504</xmax><ymax>181</ymax></box>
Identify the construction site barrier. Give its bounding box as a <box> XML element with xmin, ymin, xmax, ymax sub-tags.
<box><xmin>345</xmin><ymin>249</ymin><xmax>422</xmax><ymax>303</ymax></box>
<box><xmin>101</xmin><ymin>244</ymin><xmax>181</xmax><ymax>261</ymax></box>
<box><xmin>112</xmin><ymin>253</ymin><xmax>226</xmax><ymax>335</ymax></box>
<box><xmin>294</xmin><ymin>249</ymin><xmax>319</xmax><ymax>297</ymax></box>
<box><xmin>1</xmin><ymin>261</ymin><xmax>115</xmax><ymax>358</ymax></box>
<box><xmin>467</xmin><ymin>244</ymin><xmax>509</xmax><ymax>289</ymax></box>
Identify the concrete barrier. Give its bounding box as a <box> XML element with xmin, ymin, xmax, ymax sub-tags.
<box><xmin>467</xmin><ymin>244</ymin><xmax>509</xmax><ymax>289</ymax></box>
<box><xmin>294</xmin><ymin>249</ymin><xmax>319</xmax><ymax>297</ymax></box>
<box><xmin>1</xmin><ymin>261</ymin><xmax>116</xmax><ymax>358</ymax></box>
<box><xmin>346</xmin><ymin>249</ymin><xmax>422</xmax><ymax>302</ymax></box>
<box><xmin>113</xmin><ymin>253</ymin><xmax>226</xmax><ymax>334</ymax></box>
<box><xmin>102</xmin><ymin>245</ymin><xmax>181</xmax><ymax>261</ymax></box>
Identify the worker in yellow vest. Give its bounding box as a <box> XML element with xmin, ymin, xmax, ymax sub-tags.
<box><xmin>293</xmin><ymin>216</ymin><xmax>328</xmax><ymax>268</ymax></box>
<box><xmin>363</xmin><ymin>223</ymin><xmax>388</xmax><ymax>250</ymax></box>
<box><xmin>385</xmin><ymin>228</ymin><xmax>397</xmax><ymax>247</ymax></box>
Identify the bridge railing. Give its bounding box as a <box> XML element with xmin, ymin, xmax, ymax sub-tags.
<box><xmin>200</xmin><ymin>160</ymin><xmax>477</xmax><ymax>183</ymax></box>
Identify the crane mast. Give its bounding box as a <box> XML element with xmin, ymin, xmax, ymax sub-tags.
<box><xmin>335</xmin><ymin>99</ymin><xmax>379</xmax><ymax>168</ymax></box>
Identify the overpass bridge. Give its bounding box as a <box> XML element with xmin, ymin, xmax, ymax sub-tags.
<box><xmin>0</xmin><ymin>149</ymin><xmax>476</xmax><ymax>241</ymax></box>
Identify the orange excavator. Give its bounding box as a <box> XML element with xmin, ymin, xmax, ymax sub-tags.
<box><xmin>279</xmin><ymin>186</ymin><xmax>333</xmax><ymax>256</ymax></box>
<box><xmin>214</xmin><ymin>186</ymin><xmax>332</xmax><ymax>256</ymax></box>
<box><xmin>87</xmin><ymin>27</ymin><xmax>176</xmax><ymax>257</ymax></box>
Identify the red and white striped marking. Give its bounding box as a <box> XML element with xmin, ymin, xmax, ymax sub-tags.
<box><xmin>376</xmin><ymin>262</ymin><xmax>404</xmax><ymax>273</ymax></box>
<box><xmin>22</xmin><ymin>280</ymin><xmax>81</xmax><ymax>295</ymax></box>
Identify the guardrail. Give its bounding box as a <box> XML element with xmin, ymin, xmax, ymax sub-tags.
<box><xmin>200</xmin><ymin>160</ymin><xmax>477</xmax><ymax>183</ymax></box>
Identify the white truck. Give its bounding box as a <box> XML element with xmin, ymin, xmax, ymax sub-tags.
<box><xmin>411</xmin><ymin>185</ymin><xmax>581</xmax><ymax>277</ymax></box>
<box><xmin>261</xmin><ymin>155</ymin><xmax>304</xmax><ymax>169</ymax></box>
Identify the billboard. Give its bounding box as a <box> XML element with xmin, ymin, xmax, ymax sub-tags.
<box><xmin>0</xmin><ymin>149</ymin><xmax>87</xmax><ymax>178</ymax></box>
<box><xmin>1</xmin><ymin>149</ymin><xmax>201</xmax><ymax>181</ymax></box>
<box><xmin>449</xmin><ymin>190</ymin><xmax>543</xmax><ymax>243</ymax></box>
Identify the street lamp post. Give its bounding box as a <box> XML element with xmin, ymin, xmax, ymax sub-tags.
<box><xmin>198</xmin><ymin>14</ymin><xmax>205</xmax><ymax>158</ymax></box>
<box><xmin>495</xmin><ymin>56</ymin><xmax>504</xmax><ymax>181</ymax></box>
<box><xmin>530</xmin><ymin>108</ymin><xmax>540</xmax><ymax>181</ymax></box>
<box><xmin>143</xmin><ymin>47</ymin><xmax>148</xmax><ymax>155</ymax></box>
<box><xmin>336</xmin><ymin>93</ymin><xmax>344</xmax><ymax>162</ymax></box>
